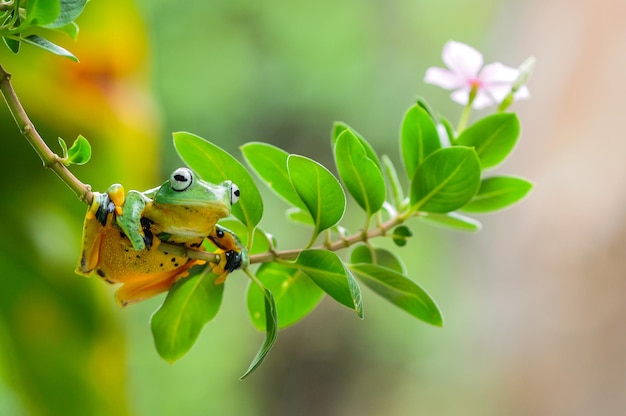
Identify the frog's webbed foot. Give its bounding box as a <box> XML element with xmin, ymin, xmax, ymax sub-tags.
<box><xmin>116</xmin><ymin>190</ymin><xmax>149</xmax><ymax>250</ymax></box>
<box><xmin>208</xmin><ymin>225</ymin><xmax>247</xmax><ymax>284</ymax></box>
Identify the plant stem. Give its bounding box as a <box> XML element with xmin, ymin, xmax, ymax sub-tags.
<box><xmin>248</xmin><ymin>215</ymin><xmax>404</xmax><ymax>264</ymax></box>
<box><xmin>0</xmin><ymin>64</ymin><xmax>93</xmax><ymax>205</ymax></box>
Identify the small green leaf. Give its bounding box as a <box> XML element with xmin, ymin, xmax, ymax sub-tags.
<box><xmin>57</xmin><ymin>21</ymin><xmax>79</xmax><ymax>39</ymax></box>
<box><xmin>66</xmin><ymin>134</ymin><xmax>91</xmax><ymax>165</ymax></box>
<box><xmin>439</xmin><ymin>115</ymin><xmax>456</xmax><ymax>145</ymax></box>
<box><xmin>382</xmin><ymin>155</ymin><xmax>405</xmax><ymax>210</ymax></box>
<box><xmin>241</xmin><ymin>285</ymin><xmax>277</xmax><ymax>379</ymax></box>
<box><xmin>25</xmin><ymin>0</ymin><xmax>61</xmax><ymax>26</ymax></box>
<box><xmin>247</xmin><ymin>263</ymin><xmax>324</xmax><ymax>330</ymax></box>
<box><xmin>241</xmin><ymin>142</ymin><xmax>305</xmax><ymax>209</ymax></box>
<box><xmin>456</xmin><ymin>113</ymin><xmax>520</xmax><ymax>169</ymax></box>
<box><xmin>391</xmin><ymin>225</ymin><xmax>412</xmax><ymax>247</ymax></box>
<box><xmin>462</xmin><ymin>176</ymin><xmax>533</xmax><ymax>213</ymax></box>
<box><xmin>174</xmin><ymin>132</ymin><xmax>264</xmax><ymax>232</ymax></box>
<box><xmin>43</xmin><ymin>0</ymin><xmax>88</xmax><ymax>29</ymax></box>
<box><xmin>410</xmin><ymin>146</ymin><xmax>481</xmax><ymax>213</ymax></box>
<box><xmin>151</xmin><ymin>267</ymin><xmax>225</xmax><ymax>363</ymax></box>
<box><xmin>350</xmin><ymin>245</ymin><xmax>405</xmax><ymax>274</ymax></box>
<box><xmin>20</xmin><ymin>35</ymin><xmax>78</xmax><ymax>61</ymax></box>
<box><xmin>400</xmin><ymin>104</ymin><xmax>441</xmax><ymax>179</ymax></box>
<box><xmin>331</xmin><ymin>122</ymin><xmax>381</xmax><ymax>169</ymax></box>
<box><xmin>57</xmin><ymin>137</ymin><xmax>68</xmax><ymax>159</ymax></box>
<box><xmin>294</xmin><ymin>250</ymin><xmax>363</xmax><ymax>318</ymax></box>
<box><xmin>2</xmin><ymin>36</ymin><xmax>20</xmax><ymax>54</ymax></box>
<box><xmin>287</xmin><ymin>155</ymin><xmax>346</xmax><ymax>239</ymax></box>
<box><xmin>334</xmin><ymin>129</ymin><xmax>386</xmax><ymax>217</ymax></box>
<box><xmin>420</xmin><ymin>212</ymin><xmax>482</xmax><ymax>232</ymax></box>
<box><xmin>350</xmin><ymin>264</ymin><xmax>442</xmax><ymax>327</ymax></box>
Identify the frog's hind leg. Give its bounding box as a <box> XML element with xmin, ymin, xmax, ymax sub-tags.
<box><xmin>113</xmin><ymin>261</ymin><xmax>197</xmax><ymax>307</ymax></box>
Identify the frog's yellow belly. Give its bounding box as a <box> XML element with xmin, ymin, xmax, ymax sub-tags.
<box><xmin>82</xmin><ymin>225</ymin><xmax>204</xmax><ymax>306</ymax></box>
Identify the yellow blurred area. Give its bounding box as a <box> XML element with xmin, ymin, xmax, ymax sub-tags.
<box><xmin>1</xmin><ymin>0</ymin><xmax>625</xmax><ymax>415</ymax></box>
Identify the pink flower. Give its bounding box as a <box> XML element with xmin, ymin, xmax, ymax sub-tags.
<box><xmin>424</xmin><ymin>41</ymin><xmax>530</xmax><ymax>109</ymax></box>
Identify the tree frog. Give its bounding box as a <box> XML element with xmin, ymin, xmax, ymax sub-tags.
<box><xmin>76</xmin><ymin>167</ymin><xmax>247</xmax><ymax>306</ymax></box>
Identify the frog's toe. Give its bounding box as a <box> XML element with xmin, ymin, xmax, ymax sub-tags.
<box><xmin>223</xmin><ymin>250</ymin><xmax>242</xmax><ymax>272</ymax></box>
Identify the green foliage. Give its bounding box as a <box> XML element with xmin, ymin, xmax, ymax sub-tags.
<box><xmin>286</xmin><ymin>154</ymin><xmax>346</xmax><ymax>241</ymax></box>
<box><xmin>0</xmin><ymin>10</ymin><xmax>534</xmax><ymax>376</ymax></box>
<box><xmin>158</xmin><ymin>97</ymin><xmax>532</xmax><ymax>376</ymax></box>
<box><xmin>410</xmin><ymin>147</ymin><xmax>481</xmax><ymax>213</ymax></box>
<box><xmin>151</xmin><ymin>267</ymin><xmax>225</xmax><ymax>363</ymax></box>
<box><xmin>0</xmin><ymin>0</ymin><xmax>88</xmax><ymax>60</ymax></box>
<box><xmin>401</xmin><ymin>104</ymin><xmax>441</xmax><ymax>178</ymax></box>
<box><xmin>293</xmin><ymin>250</ymin><xmax>363</xmax><ymax>318</ymax></box>
<box><xmin>334</xmin><ymin>129</ymin><xmax>386</xmax><ymax>218</ymax></box>
<box><xmin>462</xmin><ymin>176</ymin><xmax>533</xmax><ymax>213</ymax></box>
<box><xmin>58</xmin><ymin>134</ymin><xmax>91</xmax><ymax>166</ymax></box>
<box><xmin>455</xmin><ymin>113</ymin><xmax>520</xmax><ymax>169</ymax></box>
<box><xmin>247</xmin><ymin>263</ymin><xmax>324</xmax><ymax>330</ymax></box>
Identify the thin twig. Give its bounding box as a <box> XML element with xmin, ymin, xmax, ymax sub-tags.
<box><xmin>0</xmin><ymin>64</ymin><xmax>93</xmax><ymax>204</ymax></box>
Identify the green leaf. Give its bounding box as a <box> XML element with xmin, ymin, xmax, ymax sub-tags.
<box><xmin>462</xmin><ymin>176</ymin><xmax>533</xmax><ymax>213</ymax></box>
<box><xmin>2</xmin><ymin>36</ymin><xmax>20</xmax><ymax>54</ymax></box>
<box><xmin>334</xmin><ymin>129</ymin><xmax>386</xmax><ymax>217</ymax></box>
<box><xmin>382</xmin><ymin>155</ymin><xmax>405</xmax><ymax>210</ymax></box>
<box><xmin>57</xmin><ymin>137</ymin><xmax>68</xmax><ymax>158</ymax></box>
<box><xmin>43</xmin><ymin>0</ymin><xmax>88</xmax><ymax>29</ymax></box>
<box><xmin>174</xmin><ymin>132</ymin><xmax>263</xmax><ymax>232</ymax></box>
<box><xmin>455</xmin><ymin>113</ymin><xmax>520</xmax><ymax>169</ymax></box>
<box><xmin>240</xmin><ymin>142</ymin><xmax>305</xmax><ymax>209</ymax></box>
<box><xmin>294</xmin><ymin>250</ymin><xmax>363</xmax><ymax>318</ymax></box>
<box><xmin>350</xmin><ymin>245</ymin><xmax>405</xmax><ymax>274</ymax></box>
<box><xmin>287</xmin><ymin>155</ymin><xmax>346</xmax><ymax>238</ymax></box>
<box><xmin>439</xmin><ymin>115</ymin><xmax>456</xmax><ymax>145</ymax></box>
<box><xmin>25</xmin><ymin>0</ymin><xmax>61</xmax><ymax>26</ymax></box>
<box><xmin>420</xmin><ymin>212</ymin><xmax>482</xmax><ymax>232</ymax></box>
<box><xmin>400</xmin><ymin>104</ymin><xmax>441</xmax><ymax>179</ymax></box>
<box><xmin>151</xmin><ymin>267</ymin><xmax>225</xmax><ymax>363</ymax></box>
<box><xmin>410</xmin><ymin>146</ymin><xmax>481</xmax><ymax>213</ymax></box>
<box><xmin>391</xmin><ymin>225</ymin><xmax>412</xmax><ymax>247</ymax></box>
<box><xmin>350</xmin><ymin>264</ymin><xmax>442</xmax><ymax>327</ymax></box>
<box><xmin>66</xmin><ymin>134</ymin><xmax>91</xmax><ymax>165</ymax></box>
<box><xmin>57</xmin><ymin>21</ymin><xmax>79</xmax><ymax>39</ymax></box>
<box><xmin>331</xmin><ymin>122</ymin><xmax>381</xmax><ymax>169</ymax></box>
<box><xmin>20</xmin><ymin>35</ymin><xmax>78</xmax><ymax>61</ymax></box>
<box><xmin>247</xmin><ymin>263</ymin><xmax>324</xmax><ymax>330</ymax></box>
<box><xmin>241</xmin><ymin>285</ymin><xmax>277</xmax><ymax>379</ymax></box>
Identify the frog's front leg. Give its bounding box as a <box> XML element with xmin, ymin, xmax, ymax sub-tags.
<box><xmin>208</xmin><ymin>225</ymin><xmax>247</xmax><ymax>284</ymax></box>
<box><xmin>116</xmin><ymin>190</ymin><xmax>151</xmax><ymax>250</ymax></box>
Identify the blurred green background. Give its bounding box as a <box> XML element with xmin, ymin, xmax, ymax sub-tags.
<box><xmin>2</xmin><ymin>0</ymin><xmax>626</xmax><ymax>415</ymax></box>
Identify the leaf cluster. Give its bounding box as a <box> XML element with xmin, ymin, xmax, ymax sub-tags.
<box><xmin>151</xmin><ymin>99</ymin><xmax>532</xmax><ymax>377</ymax></box>
<box><xmin>0</xmin><ymin>0</ymin><xmax>88</xmax><ymax>61</ymax></box>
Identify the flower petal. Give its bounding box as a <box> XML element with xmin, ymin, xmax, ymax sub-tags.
<box><xmin>471</xmin><ymin>91</ymin><xmax>498</xmax><ymax>109</ymax></box>
<box><xmin>514</xmin><ymin>85</ymin><xmax>530</xmax><ymax>100</ymax></box>
<box><xmin>479</xmin><ymin>62</ymin><xmax>519</xmax><ymax>84</ymax></box>
<box><xmin>450</xmin><ymin>87</ymin><xmax>472</xmax><ymax>106</ymax></box>
<box><xmin>424</xmin><ymin>67</ymin><xmax>465</xmax><ymax>90</ymax></box>
<box><xmin>442</xmin><ymin>41</ymin><xmax>483</xmax><ymax>79</ymax></box>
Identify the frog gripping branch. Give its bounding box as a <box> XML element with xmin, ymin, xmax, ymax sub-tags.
<box><xmin>0</xmin><ymin>2</ymin><xmax>535</xmax><ymax>379</ymax></box>
<box><xmin>75</xmin><ymin>168</ymin><xmax>246</xmax><ymax>307</ymax></box>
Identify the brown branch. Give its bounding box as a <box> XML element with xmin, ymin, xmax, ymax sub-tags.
<box><xmin>0</xmin><ymin>64</ymin><xmax>93</xmax><ymax>205</ymax></box>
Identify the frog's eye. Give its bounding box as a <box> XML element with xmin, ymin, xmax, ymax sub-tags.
<box><xmin>170</xmin><ymin>168</ymin><xmax>193</xmax><ymax>192</ymax></box>
<box><xmin>230</xmin><ymin>183</ymin><xmax>240</xmax><ymax>205</ymax></box>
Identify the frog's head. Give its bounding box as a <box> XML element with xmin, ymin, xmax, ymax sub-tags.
<box><xmin>153</xmin><ymin>167</ymin><xmax>240</xmax><ymax>217</ymax></box>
